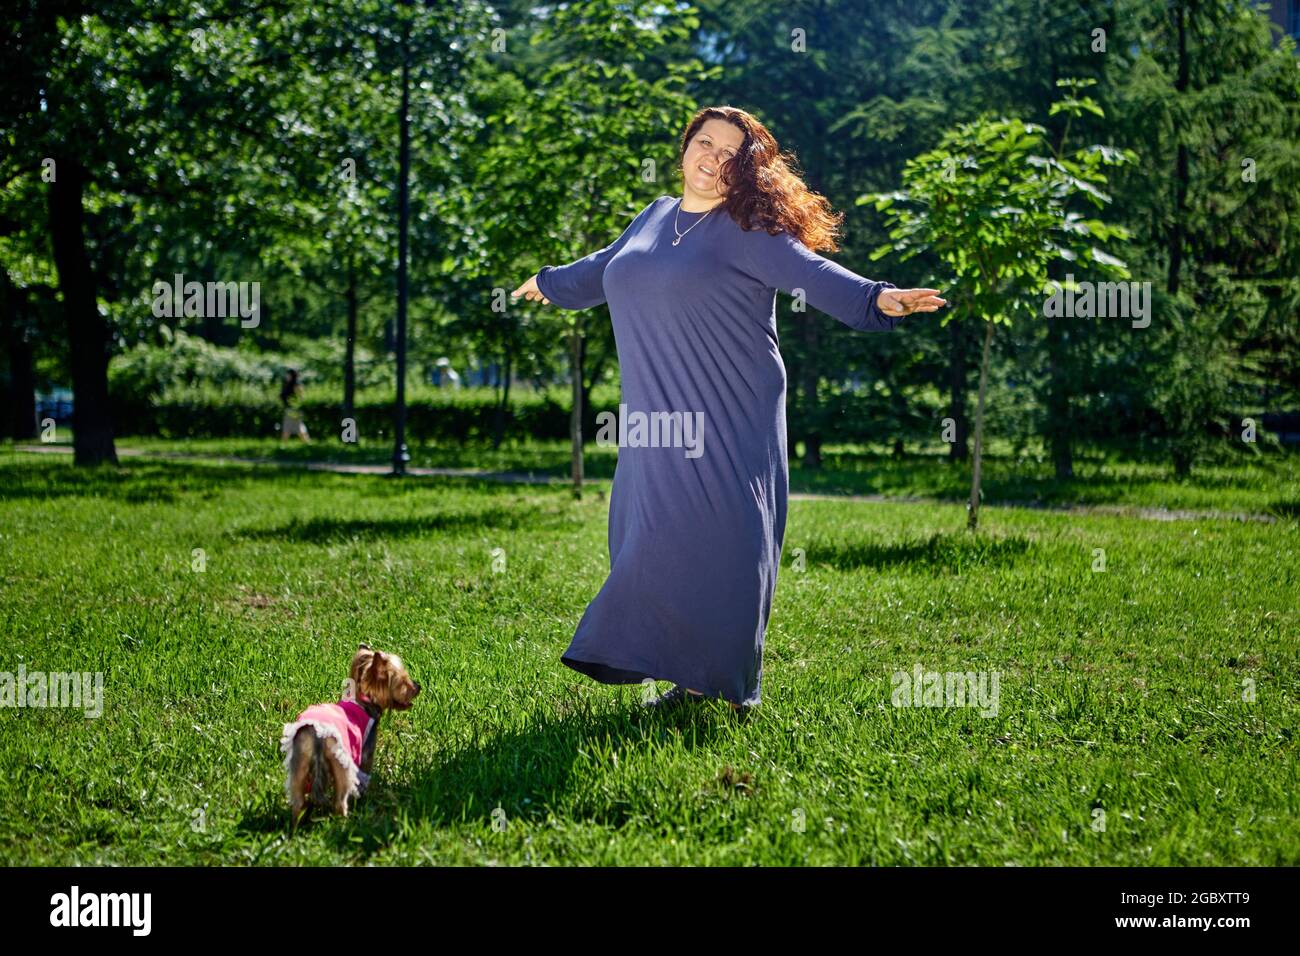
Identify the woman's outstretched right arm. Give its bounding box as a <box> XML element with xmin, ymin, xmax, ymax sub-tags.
<box><xmin>512</xmin><ymin>197</ymin><xmax>665</xmax><ymax>310</ymax></box>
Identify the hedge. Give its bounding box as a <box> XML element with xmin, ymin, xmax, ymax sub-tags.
<box><xmin>109</xmin><ymin>384</ymin><xmax>626</xmax><ymax>444</ymax></box>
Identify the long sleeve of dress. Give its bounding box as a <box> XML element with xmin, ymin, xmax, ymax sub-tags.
<box><xmin>536</xmin><ymin>198</ymin><xmax>664</xmax><ymax>310</ymax></box>
<box><xmin>740</xmin><ymin>226</ymin><xmax>903</xmax><ymax>331</ymax></box>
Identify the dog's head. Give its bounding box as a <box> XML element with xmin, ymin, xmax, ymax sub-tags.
<box><xmin>351</xmin><ymin>644</ymin><xmax>421</xmax><ymax>711</ymax></box>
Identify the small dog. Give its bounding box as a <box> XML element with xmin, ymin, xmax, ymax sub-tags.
<box><xmin>280</xmin><ymin>644</ymin><xmax>420</xmax><ymax>828</ymax></box>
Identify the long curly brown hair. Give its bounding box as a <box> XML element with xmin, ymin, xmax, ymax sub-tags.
<box><xmin>676</xmin><ymin>105</ymin><xmax>844</xmax><ymax>252</ymax></box>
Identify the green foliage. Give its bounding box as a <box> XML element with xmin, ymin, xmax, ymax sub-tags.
<box><xmin>1102</xmin><ymin>0</ymin><xmax>1300</xmax><ymax>473</ymax></box>
<box><xmin>109</xmin><ymin>330</ymin><xmax>297</xmax><ymax>405</ymax></box>
<box><xmin>1147</xmin><ymin>269</ymin><xmax>1266</xmax><ymax>477</ymax></box>
<box><xmin>864</xmin><ymin>84</ymin><xmax>1135</xmax><ymax>526</ymax></box>
<box><xmin>4</xmin><ymin>0</ymin><xmax>1298</xmax><ymax>469</ymax></box>
<box><xmin>108</xmin><ymin>379</ymin><xmax>630</xmax><ymax>445</ymax></box>
<box><xmin>107</xmin><ymin>329</ymin><xmax>392</xmax><ymax>405</ymax></box>
<box><xmin>455</xmin><ymin>0</ymin><xmax>711</xmax><ymax>285</ymax></box>
<box><xmin>865</xmin><ymin>88</ymin><xmax>1134</xmax><ymax>327</ymax></box>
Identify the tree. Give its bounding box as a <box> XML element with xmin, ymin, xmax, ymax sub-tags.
<box><xmin>1107</xmin><ymin>0</ymin><xmax>1300</xmax><ymax>474</ymax></box>
<box><xmin>0</xmin><ymin>174</ymin><xmax>57</xmax><ymax>440</ymax></box>
<box><xmin>3</xmin><ymin>1</ymin><xmax>338</xmax><ymax>463</ymax></box>
<box><xmin>868</xmin><ymin>90</ymin><xmax>1133</xmax><ymax>530</ymax></box>
<box><xmin>695</xmin><ymin>0</ymin><xmax>965</xmax><ymax>467</ymax></box>
<box><xmin>489</xmin><ymin>0</ymin><xmax>707</xmax><ymax>496</ymax></box>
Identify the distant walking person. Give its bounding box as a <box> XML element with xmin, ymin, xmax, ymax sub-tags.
<box><xmin>279</xmin><ymin>368</ymin><xmax>310</xmax><ymax>442</ymax></box>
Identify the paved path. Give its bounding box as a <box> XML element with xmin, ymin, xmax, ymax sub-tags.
<box><xmin>9</xmin><ymin>444</ymin><xmax>1281</xmax><ymax>524</ymax></box>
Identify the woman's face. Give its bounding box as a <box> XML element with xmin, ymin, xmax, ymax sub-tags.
<box><xmin>682</xmin><ymin>118</ymin><xmax>745</xmax><ymax>204</ymax></box>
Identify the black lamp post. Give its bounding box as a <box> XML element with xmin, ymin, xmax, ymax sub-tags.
<box><xmin>391</xmin><ymin>1</ymin><xmax>412</xmax><ymax>476</ymax></box>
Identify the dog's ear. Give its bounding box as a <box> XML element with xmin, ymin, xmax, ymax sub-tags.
<box><xmin>358</xmin><ymin>643</ymin><xmax>370</xmax><ymax>651</ymax></box>
<box><xmin>362</xmin><ymin>651</ymin><xmax>388</xmax><ymax>705</ymax></box>
<box><xmin>349</xmin><ymin>647</ymin><xmax>374</xmax><ymax>689</ymax></box>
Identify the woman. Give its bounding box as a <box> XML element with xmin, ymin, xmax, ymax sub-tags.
<box><xmin>511</xmin><ymin>106</ymin><xmax>945</xmax><ymax>713</ymax></box>
<box><xmin>279</xmin><ymin>368</ymin><xmax>311</xmax><ymax>442</ymax></box>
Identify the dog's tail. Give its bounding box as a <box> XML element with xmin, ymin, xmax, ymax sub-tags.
<box><xmin>309</xmin><ymin>731</ymin><xmax>329</xmax><ymax>806</ymax></box>
<box><xmin>288</xmin><ymin>725</ymin><xmax>329</xmax><ymax>812</ymax></box>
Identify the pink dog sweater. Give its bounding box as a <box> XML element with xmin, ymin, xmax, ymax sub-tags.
<box><xmin>280</xmin><ymin>698</ymin><xmax>376</xmax><ymax>800</ymax></box>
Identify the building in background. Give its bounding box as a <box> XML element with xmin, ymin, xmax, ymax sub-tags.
<box><xmin>1267</xmin><ymin>0</ymin><xmax>1300</xmax><ymax>44</ymax></box>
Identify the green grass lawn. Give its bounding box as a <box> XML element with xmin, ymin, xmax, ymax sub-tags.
<box><xmin>0</xmin><ymin>446</ymin><xmax>1296</xmax><ymax>865</ymax></box>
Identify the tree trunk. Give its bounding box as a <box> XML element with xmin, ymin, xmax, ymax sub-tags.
<box><xmin>1046</xmin><ymin>312</ymin><xmax>1074</xmax><ymax>478</ymax></box>
<box><xmin>1167</xmin><ymin>0</ymin><xmax>1189</xmax><ymax>297</ymax></box>
<box><xmin>343</xmin><ymin>256</ymin><xmax>357</xmax><ymax>424</ymax></box>
<box><xmin>4</xmin><ymin>334</ymin><xmax>37</xmax><ymax>441</ymax></box>
<box><xmin>580</xmin><ymin>336</ymin><xmax>610</xmax><ymax>438</ymax></box>
<box><xmin>391</xmin><ymin>13</ymin><xmax>411</xmax><ymax>475</ymax></box>
<box><xmin>1</xmin><ymin>273</ymin><xmax>38</xmax><ymax>440</ymax></box>
<box><xmin>1165</xmin><ymin>0</ymin><xmax>1192</xmax><ymax>478</ymax></box>
<box><xmin>967</xmin><ymin>321</ymin><xmax>995</xmax><ymax>531</ymax></box>
<box><xmin>199</xmin><ymin>250</ymin><xmax>224</xmax><ymax>344</ymax></box>
<box><xmin>948</xmin><ymin>317</ymin><xmax>969</xmax><ymax>462</ymax></box>
<box><xmin>785</xmin><ymin>330</ymin><xmax>801</xmax><ymax>465</ymax></box>
<box><xmin>493</xmin><ymin>348</ymin><xmax>512</xmax><ymax>450</ymax></box>
<box><xmin>569</xmin><ymin>326</ymin><xmax>584</xmax><ymax>498</ymax></box>
<box><xmin>798</xmin><ymin>313</ymin><xmax>822</xmax><ymax>468</ymax></box>
<box><xmin>48</xmin><ymin>158</ymin><xmax>117</xmax><ymax>465</ymax></box>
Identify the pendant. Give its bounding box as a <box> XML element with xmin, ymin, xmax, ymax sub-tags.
<box><xmin>673</xmin><ymin>237</ymin><xmax>681</xmax><ymax>246</ymax></box>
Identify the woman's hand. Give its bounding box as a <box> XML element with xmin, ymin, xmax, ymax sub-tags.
<box><xmin>877</xmin><ymin>288</ymin><xmax>947</xmax><ymax>316</ymax></box>
<box><xmin>510</xmin><ymin>274</ymin><xmax>551</xmax><ymax>305</ymax></box>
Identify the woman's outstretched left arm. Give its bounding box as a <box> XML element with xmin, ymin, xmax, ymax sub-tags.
<box><xmin>740</xmin><ymin>227</ymin><xmax>945</xmax><ymax>330</ymax></box>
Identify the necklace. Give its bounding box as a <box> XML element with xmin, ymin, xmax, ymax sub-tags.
<box><xmin>673</xmin><ymin>199</ymin><xmax>714</xmax><ymax>246</ymax></box>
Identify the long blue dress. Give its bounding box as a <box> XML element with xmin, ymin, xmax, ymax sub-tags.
<box><xmin>537</xmin><ymin>195</ymin><xmax>904</xmax><ymax>707</ymax></box>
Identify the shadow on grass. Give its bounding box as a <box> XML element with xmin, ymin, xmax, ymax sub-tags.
<box><xmin>386</xmin><ymin>703</ymin><xmax>737</xmax><ymax>840</ymax></box>
<box><xmin>792</xmin><ymin>450</ymin><xmax>1273</xmax><ymax>505</ymax></box>
<box><xmin>1265</xmin><ymin>499</ymin><xmax>1300</xmax><ymax>520</ymax></box>
<box><xmin>0</xmin><ymin>459</ymin><xmax>245</xmax><ymax>504</ymax></box>
<box><xmin>803</xmin><ymin>530</ymin><xmax>1035</xmax><ymax>573</ymax></box>
<box><xmin>124</xmin><ymin>438</ymin><xmax>622</xmax><ymax>479</ymax></box>
<box><xmin>234</xmin><ymin>696</ymin><xmax>738</xmax><ymax>854</ymax></box>
<box><xmin>234</xmin><ymin>505</ymin><xmax>575</xmax><ymax>543</ymax></box>
<box><xmin>790</xmin><ymin>457</ymin><xmax>1131</xmax><ymax>504</ymax></box>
